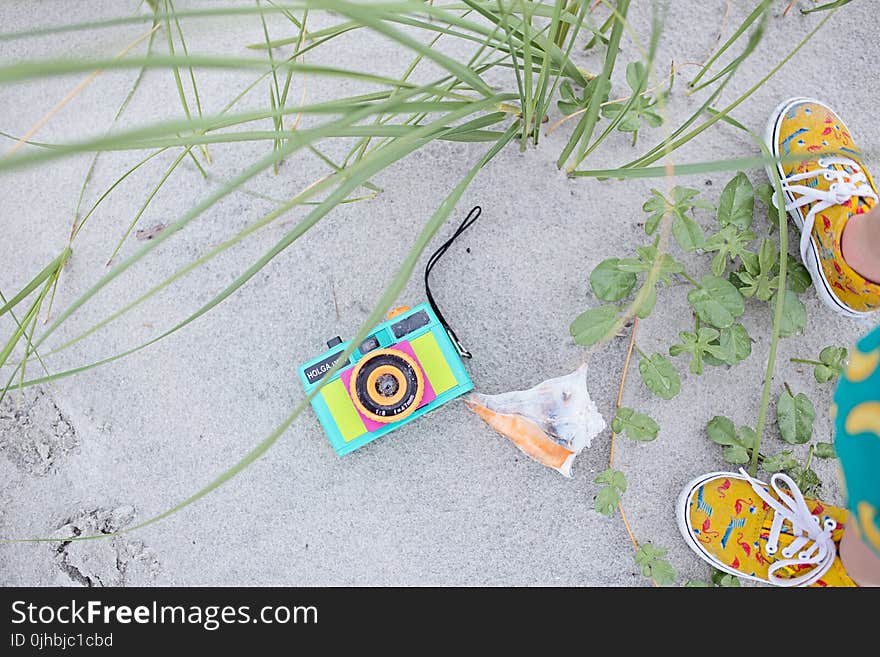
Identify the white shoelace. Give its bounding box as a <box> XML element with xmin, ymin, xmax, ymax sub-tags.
<box><xmin>776</xmin><ymin>156</ymin><xmax>878</xmax><ymax>266</ymax></box>
<box><xmin>738</xmin><ymin>468</ymin><xmax>837</xmax><ymax>587</ymax></box>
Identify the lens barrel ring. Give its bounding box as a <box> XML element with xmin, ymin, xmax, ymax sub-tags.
<box><xmin>349</xmin><ymin>348</ymin><xmax>424</xmax><ymax>423</ymax></box>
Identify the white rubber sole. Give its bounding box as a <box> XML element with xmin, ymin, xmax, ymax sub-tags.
<box><xmin>762</xmin><ymin>96</ymin><xmax>871</xmax><ymax>320</ymax></box>
<box><xmin>675</xmin><ymin>470</ymin><xmax>772</xmax><ymax>586</ymax></box>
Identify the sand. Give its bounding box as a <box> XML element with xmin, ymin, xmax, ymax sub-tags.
<box><xmin>0</xmin><ymin>1</ymin><xmax>875</xmax><ymax>586</ymax></box>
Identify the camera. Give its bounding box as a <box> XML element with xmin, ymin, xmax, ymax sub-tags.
<box><xmin>298</xmin><ymin>303</ymin><xmax>473</xmax><ymax>455</ymax></box>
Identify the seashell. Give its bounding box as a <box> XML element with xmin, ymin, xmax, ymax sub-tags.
<box><xmin>466</xmin><ymin>364</ymin><xmax>605</xmax><ymax>477</ymax></box>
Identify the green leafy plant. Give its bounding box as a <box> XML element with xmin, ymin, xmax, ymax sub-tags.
<box><xmin>611</xmin><ymin>407</ymin><xmax>660</xmax><ymax>442</ymax></box>
<box><xmin>634</xmin><ymin>544</ymin><xmax>677</xmax><ymax>586</ymax></box>
<box><xmin>792</xmin><ymin>346</ymin><xmax>848</xmax><ymax>383</ymax></box>
<box><xmin>706</xmin><ymin>416</ymin><xmax>758</xmax><ymax>465</ymax></box>
<box><xmin>570</xmin><ymin>157</ymin><xmax>844</xmax><ymax>579</ymax></box>
<box><xmin>637</xmin><ymin>351</ymin><xmax>680</xmax><ymax>400</ymax></box>
<box><xmin>686</xmin><ymin>568</ymin><xmax>741</xmax><ymax>587</ymax></box>
<box><xmin>594</xmin><ymin>468</ymin><xmax>628</xmax><ymax>517</ymax></box>
<box><xmin>776</xmin><ymin>383</ymin><xmax>816</xmax><ymax>445</ymax></box>
<box><xmin>642</xmin><ymin>185</ymin><xmax>713</xmax><ymax>245</ymax></box>
<box><xmin>600</xmin><ymin>61</ymin><xmax>665</xmax><ymax>144</ymax></box>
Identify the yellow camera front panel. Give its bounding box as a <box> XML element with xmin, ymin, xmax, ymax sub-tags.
<box><xmin>320</xmin><ymin>378</ymin><xmax>367</xmax><ymax>442</ymax></box>
<box><xmin>410</xmin><ymin>331</ymin><xmax>458</xmax><ymax>395</ymax></box>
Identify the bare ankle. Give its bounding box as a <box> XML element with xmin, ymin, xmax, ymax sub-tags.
<box><xmin>841</xmin><ymin>516</ymin><xmax>880</xmax><ymax>586</ymax></box>
<box><xmin>841</xmin><ymin>205</ymin><xmax>880</xmax><ymax>283</ymax></box>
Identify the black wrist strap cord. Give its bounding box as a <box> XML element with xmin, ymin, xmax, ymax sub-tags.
<box><xmin>424</xmin><ymin>205</ymin><xmax>481</xmax><ymax>360</ymax></box>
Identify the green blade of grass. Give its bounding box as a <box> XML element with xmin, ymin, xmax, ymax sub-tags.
<box><xmin>557</xmin><ymin>0</ymin><xmax>629</xmax><ymax>171</ymax></box>
<box><xmin>688</xmin><ymin>1</ymin><xmax>766</xmax><ymax>89</ymax></box>
<box><xmin>72</xmin><ymin>148</ymin><xmax>169</xmax><ymax>241</ymax></box>
<box><xmin>329</xmin><ymin>1</ymin><xmax>494</xmax><ymax>97</ymax></box>
<box><xmin>19</xmin><ymin>91</ymin><xmax>507</xmax><ymax>366</ymax></box>
<box><xmin>0</xmin><ymin>54</ymin><xmax>452</xmax><ymax>88</ymax></box>
<box><xmin>620</xmin><ymin>0</ymin><xmax>771</xmax><ymax>170</ymax></box>
<box><xmin>461</xmin><ymin>0</ymin><xmax>587</xmax><ymax>85</ymax></box>
<box><xmin>105</xmin><ymin>147</ymin><xmax>190</xmax><ymax>265</ymax></box>
<box><xmin>571</xmin><ymin>151</ymin><xmax>832</xmax><ymax>179</ymax></box>
<box><xmin>531</xmin><ymin>0</ymin><xmax>566</xmax><ymax>146</ymax></box>
<box><xmin>622</xmin><ymin>1</ymin><xmax>833</xmax><ymax>172</ymax></box>
<box><xmin>0</xmin><ymin>89</ymin><xmax>504</xmax><ymax>172</ymax></box>
<box><xmin>0</xmin><ymin>248</ymin><xmax>72</xmax><ymax>318</ymax></box>
<box><xmin>257</xmin><ymin>0</ymin><xmax>284</xmax><ymax>173</ymax></box>
<box><xmin>0</xmin><ymin>290</ymin><xmax>52</xmax><ymax>382</ymax></box>
<box><xmin>576</xmin><ymin>3</ymin><xmax>663</xmax><ymax>162</ymax></box>
<box><xmin>19</xmin><ymin>107</ymin><xmax>509</xmax><ymax>377</ymax></box>
<box><xmin>802</xmin><ymin>0</ymin><xmax>852</xmax><ymax>14</ymax></box>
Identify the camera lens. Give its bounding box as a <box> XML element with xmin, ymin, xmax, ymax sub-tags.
<box><xmin>349</xmin><ymin>349</ymin><xmax>424</xmax><ymax>423</ymax></box>
<box><xmin>375</xmin><ymin>373</ymin><xmax>400</xmax><ymax>398</ymax></box>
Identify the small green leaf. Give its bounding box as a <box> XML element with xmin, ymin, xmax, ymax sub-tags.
<box><xmin>758</xmin><ymin>237</ymin><xmax>778</xmax><ymax>274</ymax></box>
<box><xmin>594</xmin><ymin>468</ymin><xmax>627</xmax><ymax>492</ymax></box>
<box><xmin>672</xmin><ymin>212</ymin><xmax>705</xmax><ymax>252</ymax></box>
<box><xmin>737</xmin><ymin>426</ymin><xmax>758</xmax><ymax>450</ymax></box>
<box><xmin>626</xmin><ymin>61</ymin><xmax>648</xmax><ymax>94</ymax></box>
<box><xmin>820</xmin><ymin>345</ymin><xmax>848</xmax><ymax>366</ymax></box>
<box><xmin>705</xmin><ymin>323</ymin><xmax>752</xmax><ymax>367</ymax></box>
<box><xmin>641</xmin><ymin>187</ymin><xmax>708</xmax><ymax>237</ymax></box>
<box><xmin>763</xmin><ymin>451</ymin><xmax>798</xmax><ymax>473</ymax></box>
<box><xmin>687</xmin><ymin>276</ymin><xmax>745</xmax><ymax>329</ymax></box>
<box><xmin>711</xmin><ymin>570</ymin><xmax>741</xmax><ymax>587</ymax></box>
<box><xmin>634</xmin><ymin>544</ymin><xmax>677</xmax><ymax>586</ymax></box>
<box><xmin>643</xmin><ymin>109</ymin><xmax>663</xmax><ymax>128</ymax></box>
<box><xmin>786</xmin><ymin>256</ymin><xmax>812</xmax><ymax>294</ymax></box>
<box><xmin>594</xmin><ymin>486</ymin><xmax>620</xmax><ymax>516</ymax></box>
<box><xmin>673</xmin><ymin>186</ymin><xmax>703</xmax><ymax>206</ymax></box>
<box><xmin>618</xmin><ymin>245</ymin><xmax>685</xmax><ymax>285</ymax></box>
<box><xmin>740</xmin><ymin>251</ymin><xmax>760</xmax><ymax>276</ymax></box>
<box><xmin>594</xmin><ymin>468</ymin><xmax>627</xmax><ymax>516</ymax></box>
<box><xmin>557</xmin><ymin>99</ymin><xmax>582</xmax><ymax>116</ymax></box>
<box><xmin>717</xmin><ymin>172</ymin><xmax>755</xmax><ymax>229</ymax></box>
<box><xmin>722</xmin><ymin>445</ymin><xmax>750</xmax><ymax>464</ymax></box>
<box><xmin>777</xmin><ymin>290</ymin><xmax>806</xmax><ymax>338</ymax></box>
<box><xmin>642</xmin><ymin>190</ymin><xmax>667</xmax><ymax>235</ymax></box>
<box><xmin>612</xmin><ymin>407</ymin><xmax>660</xmax><ymax>441</ymax></box>
<box><xmin>570</xmin><ymin>305</ymin><xmax>619</xmax><ymax>346</ymax></box>
<box><xmin>793</xmin><ymin>466</ymin><xmax>821</xmax><ymax>497</ymax></box>
<box><xmin>815</xmin><ymin>442</ymin><xmax>836</xmax><ymax>459</ymax></box>
<box><xmin>706</xmin><ymin>416</ymin><xmax>737</xmax><ymax>446</ymax></box>
<box><xmin>737</xmin><ymin>239</ymin><xmax>781</xmax><ymax>302</ymax></box>
<box><xmin>670</xmin><ymin>327</ymin><xmax>727</xmax><ymax>374</ymax></box>
<box><xmin>710</xmin><ymin>423</ymin><xmax>756</xmax><ymax>464</ymax></box>
<box><xmin>755</xmin><ymin>182</ymin><xmax>774</xmax><ymax>208</ymax></box>
<box><xmin>556</xmin><ymin>77</ymin><xmax>608</xmax><ymax>116</ymax></box>
<box><xmin>590</xmin><ymin>258</ymin><xmax>637</xmax><ymax>301</ymax></box>
<box><xmin>777</xmin><ymin>388</ymin><xmax>815</xmax><ymax>444</ymax></box>
<box><xmin>704</xmin><ymin>225</ymin><xmax>756</xmax><ymax>276</ymax></box>
<box><xmin>721</xmin><ymin>323</ymin><xmax>752</xmax><ymax>363</ymax></box>
<box><xmin>638</xmin><ymin>352</ymin><xmax>681</xmax><ymax>400</ymax></box>
<box><xmin>814</xmin><ymin>346</ymin><xmax>847</xmax><ymax>383</ymax></box>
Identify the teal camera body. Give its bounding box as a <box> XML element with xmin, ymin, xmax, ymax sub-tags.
<box><xmin>297</xmin><ymin>303</ymin><xmax>473</xmax><ymax>456</ymax></box>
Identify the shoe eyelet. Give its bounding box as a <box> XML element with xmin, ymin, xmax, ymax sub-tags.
<box><xmin>823</xmin><ymin>171</ymin><xmax>834</xmax><ymax>181</ymax></box>
<box><xmin>824</xmin><ymin>518</ymin><xmax>837</xmax><ymax>531</ymax></box>
<box><xmin>766</xmin><ymin>544</ymin><xmax>777</xmax><ymax>555</ymax></box>
<box><xmin>781</xmin><ymin>547</ymin><xmax>794</xmax><ymax>558</ymax></box>
<box><xmin>817</xmin><ymin>158</ymin><xmax>827</xmax><ymax>167</ymax></box>
<box><xmin>799</xmin><ymin>551</ymin><xmax>810</xmax><ymax>560</ymax></box>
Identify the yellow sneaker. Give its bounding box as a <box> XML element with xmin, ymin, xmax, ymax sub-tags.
<box><xmin>765</xmin><ymin>97</ymin><xmax>880</xmax><ymax>317</ymax></box>
<box><xmin>677</xmin><ymin>469</ymin><xmax>857</xmax><ymax>586</ymax></box>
